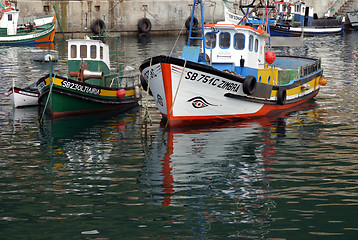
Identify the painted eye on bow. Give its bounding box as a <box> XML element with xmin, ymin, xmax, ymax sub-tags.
<box><xmin>187</xmin><ymin>96</ymin><xmax>216</xmax><ymax>109</ymax></box>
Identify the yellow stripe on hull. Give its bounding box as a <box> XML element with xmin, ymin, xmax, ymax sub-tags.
<box><xmin>45</xmin><ymin>76</ymin><xmax>136</xmax><ymax>97</ymax></box>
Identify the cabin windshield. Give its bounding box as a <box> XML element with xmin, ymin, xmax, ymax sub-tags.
<box><xmin>80</xmin><ymin>45</ymin><xmax>87</xmax><ymax>58</ymax></box>
<box><xmin>249</xmin><ymin>35</ymin><xmax>254</xmax><ymax>51</ymax></box>
<box><xmin>205</xmin><ymin>32</ymin><xmax>216</xmax><ymax>49</ymax></box>
<box><xmin>219</xmin><ymin>32</ymin><xmax>230</xmax><ymax>49</ymax></box>
<box><xmin>234</xmin><ymin>33</ymin><xmax>245</xmax><ymax>50</ymax></box>
<box><xmin>90</xmin><ymin>45</ymin><xmax>96</xmax><ymax>59</ymax></box>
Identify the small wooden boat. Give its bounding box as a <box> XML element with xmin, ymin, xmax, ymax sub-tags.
<box><xmin>6</xmin><ymin>82</ymin><xmax>40</xmax><ymax>108</ymax></box>
<box><xmin>0</xmin><ymin>3</ymin><xmax>56</xmax><ymax>44</ymax></box>
<box><xmin>37</xmin><ymin>37</ymin><xmax>142</xmax><ymax>117</ymax></box>
<box><xmin>139</xmin><ymin>0</ymin><xmax>327</xmax><ymax>128</ymax></box>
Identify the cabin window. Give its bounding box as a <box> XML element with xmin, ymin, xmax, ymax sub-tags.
<box><xmin>100</xmin><ymin>46</ymin><xmax>103</xmax><ymax>59</ymax></box>
<box><xmin>71</xmin><ymin>45</ymin><xmax>77</xmax><ymax>58</ymax></box>
<box><xmin>254</xmin><ymin>39</ymin><xmax>259</xmax><ymax>52</ymax></box>
<box><xmin>205</xmin><ymin>32</ymin><xmax>216</xmax><ymax>49</ymax></box>
<box><xmin>234</xmin><ymin>33</ymin><xmax>245</xmax><ymax>50</ymax></box>
<box><xmin>8</xmin><ymin>14</ymin><xmax>12</xmax><ymax>21</ymax></box>
<box><xmin>80</xmin><ymin>45</ymin><xmax>87</xmax><ymax>58</ymax></box>
<box><xmin>90</xmin><ymin>45</ymin><xmax>97</xmax><ymax>59</ymax></box>
<box><xmin>219</xmin><ymin>32</ymin><xmax>230</xmax><ymax>49</ymax></box>
<box><xmin>249</xmin><ymin>35</ymin><xmax>253</xmax><ymax>51</ymax></box>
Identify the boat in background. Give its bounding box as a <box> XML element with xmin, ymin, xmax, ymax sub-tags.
<box><xmin>37</xmin><ymin>37</ymin><xmax>142</xmax><ymax>118</ymax></box>
<box><xmin>139</xmin><ymin>0</ymin><xmax>327</xmax><ymax>128</ymax></box>
<box><xmin>270</xmin><ymin>0</ymin><xmax>344</xmax><ymax>36</ymax></box>
<box><xmin>346</xmin><ymin>10</ymin><xmax>358</xmax><ymax>31</ymax></box>
<box><xmin>32</xmin><ymin>49</ymin><xmax>59</xmax><ymax>62</ymax></box>
<box><xmin>5</xmin><ymin>81</ymin><xmax>40</xmax><ymax>108</ymax></box>
<box><xmin>0</xmin><ymin>2</ymin><xmax>56</xmax><ymax>44</ymax></box>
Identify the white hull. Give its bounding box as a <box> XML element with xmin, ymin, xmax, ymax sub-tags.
<box><xmin>0</xmin><ymin>23</ymin><xmax>55</xmax><ymax>43</ymax></box>
<box><xmin>9</xmin><ymin>88</ymin><xmax>40</xmax><ymax>108</ymax></box>
<box><xmin>140</xmin><ymin>56</ymin><xmax>321</xmax><ymax>127</ymax></box>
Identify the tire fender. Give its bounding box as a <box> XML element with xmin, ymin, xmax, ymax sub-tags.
<box><xmin>185</xmin><ymin>16</ymin><xmax>198</xmax><ymax>30</ymax></box>
<box><xmin>243</xmin><ymin>75</ymin><xmax>257</xmax><ymax>95</ymax></box>
<box><xmin>91</xmin><ymin>19</ymin><xmax>106</xmax><ymax>34</ymax></box>
<box><xmin>138</xmin><ymin>18</ymin><xmax>152</xmax><ymax>33</ymax></box>
<box><xmin>277</xmin><ymin>88</ymin><xmax>287</xmax><ymax>105</ymax></box>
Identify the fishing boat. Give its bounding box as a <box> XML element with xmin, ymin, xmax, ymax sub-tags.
<box><xmin>36</xmin><ymin>37</ymin><xmax>141</xmax><ymax>117</ymax></box>
<box><xmin>346</xmin><ymin>10</ymin><xmax>358</xmax><ymax>31</ymax></box>
<box><xmin>5</xmin><ymin>82</ymin><xmax>40</xmax><ymax>108</ymax></box>
<box><xmin>139</xmin><ymin>0</ymin><xmax>327</xmax><ymax>128</ymax></box>
<box><xmin>0</xmin><ymin>2</ymin><xmax>56</xmax><ymax>44</ymax></box>
<box><xmin>270</xmin><ymin>1</ymin><xmax>344</xmax><ymax>36</ymax></box>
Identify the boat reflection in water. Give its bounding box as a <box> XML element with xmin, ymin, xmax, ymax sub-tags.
<box><xmin>140</xmin><ymin>100</ymin><xmax>324</xmax><ymax>238</ymax></box>
<box><xmin>38</xmin><ymin>108</ymin><xmax>142</xmax><ymax>194</ymax></box>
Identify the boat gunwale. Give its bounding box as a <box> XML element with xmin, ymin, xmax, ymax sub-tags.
<box><xmin>139</xmin><ymin>55</ymin><xmax>323</xmax><ymax>90</ymax></box>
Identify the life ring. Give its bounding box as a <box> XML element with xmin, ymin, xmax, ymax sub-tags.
<box><xmin>138</xmin><ymin>18</ymin><xmax>152</xmax><ymax>33</ymax></box>
<box><xmin>91</xmin><ymin>19</ymin><xmax>106</xmax><ymax>34</ymax></box>
<box><xmin>277</xmin><ymin>88</ymin><xmax>287</xmax><ymax>105</ymax></box>
<box><xmin>258</xmin><ymin>24</ymin><xmax>264</xmax><ymax>30</ymax></box>
<box><xmin>185</xmin><ymin>16</ymin><xmax>198</xmax><ymax>30</ymax></box>
<box><xmin>243</xmin><ymin>75</ymin><xmax>257</xmax><ymax>95</ymax></box>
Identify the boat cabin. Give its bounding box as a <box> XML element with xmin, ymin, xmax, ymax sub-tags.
<box><xmin>0</xmin><ymin>8</ymin><xmax>19</xmax><ymax>35</ymax></box>
<box><xmin>67</xmin><ymin>38</ymin><xmax>111</xmax><ymax>75</ymax></box>
<box><xmin>293</xmin><ymin>1</ymin><xmax>314</xmax><ymax>26</ymax></box>
<box><xmin>274</xmin><ymin>1</ymin><xmax>294</xmax><ymax>21</ymax></box>
<box><xmin>202</xmin><ymin>23</ymin><xmax>268</xmax><ymax>77</ymax></box>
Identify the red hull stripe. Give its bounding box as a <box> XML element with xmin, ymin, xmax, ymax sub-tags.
<box><xmin>162</xmin><ymin>92</ymin><xmax>318</xmax><ymax>127</ymax></box>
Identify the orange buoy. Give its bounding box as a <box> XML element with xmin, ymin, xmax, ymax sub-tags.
<box><xmin>5</xmin><ymin>92</ymin><xmax>9</xmax><ymax>97</ymax></box>
<box><xmin>265</xmin><ymin>51</ymin><xmax>276</xmax><ymax>64</ymax></box>
<box><xmin>319</xmin><ymin>77</ymin><xmax>327</xmax><ymax>86</ymax></box>
<box><xmin>117</xmin><ymin>88</ymin><xmax>126</xmax><ymax>97</ymax></box>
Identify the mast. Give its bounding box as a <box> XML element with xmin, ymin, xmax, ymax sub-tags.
<box><xmin>187</xmin><ymin>0</ymin><xmax>206</xmax><ymax>62</ymax></box>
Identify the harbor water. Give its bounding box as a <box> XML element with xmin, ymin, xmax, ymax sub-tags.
<box><xmin>0</xmin><ymin>31</ymin><xmax>358</xmax><ymax>239</ymax></box>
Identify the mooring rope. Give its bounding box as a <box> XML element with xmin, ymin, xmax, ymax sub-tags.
<box><xmin>169</xmin><ymin>21</ymin><xmax>186</xmax><ymax>57</ymax></box>
<box><xmin>141</xmin><ymin>58</ymin><xmax>153</xmax><ymax>129</ymax></box>
<box><xmin>40</xmin><ymin>73</ymin><xmax>56</xmax><ymax>124</ymax></box>
<box><xmin>165</xmin><ymin>60</ymin><xmax>187</xmax><ymax>128</ymax></box>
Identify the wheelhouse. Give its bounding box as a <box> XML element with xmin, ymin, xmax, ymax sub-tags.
<box><xmin>67</xmin><ymin>38</ymin><xmax>111</xmax><ymax>75</ymax></box>
<box><xmin>203</xmin><ymin>23</ymin><xmax>268</xmax><ymax>77</ymax></box>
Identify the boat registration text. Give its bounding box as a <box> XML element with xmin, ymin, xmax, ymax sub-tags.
<box><xmin>185</xmin><ymin>71</ymin><xmax>241</xmax><ymax>93</ymax></box>
<box><xmin>61</xmin><ymin>80</ymin><xmax>100</xmax><ymax>95</ymax></box>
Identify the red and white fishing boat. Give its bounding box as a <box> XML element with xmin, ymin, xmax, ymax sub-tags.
<box><xmin>139</xmin><ymin>0</ymin><xmax>327</xmax><ymax>128</ymax></box>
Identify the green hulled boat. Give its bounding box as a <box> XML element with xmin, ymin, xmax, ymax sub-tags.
<box><xmin>37</xmin><ymin>38</ymin><xmax>141</xmax><ymax>117</ymax></box>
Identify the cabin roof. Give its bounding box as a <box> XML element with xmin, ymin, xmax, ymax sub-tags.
<box><xmin>204</xmin><ymin>23</ymin><xmax>268</xmax><ymax>37</ymax></box>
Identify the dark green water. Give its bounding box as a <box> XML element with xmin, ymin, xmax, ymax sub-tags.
<box><xmin>0</xmin><ymin>31</ymin><xmax>358</xmax><ymax>239</ymax></box>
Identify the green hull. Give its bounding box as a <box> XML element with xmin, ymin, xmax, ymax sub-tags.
<box><xmin>38</xmin><ymin>75</ymin><xmax>141</xmax><ymax>118</ymax></box>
